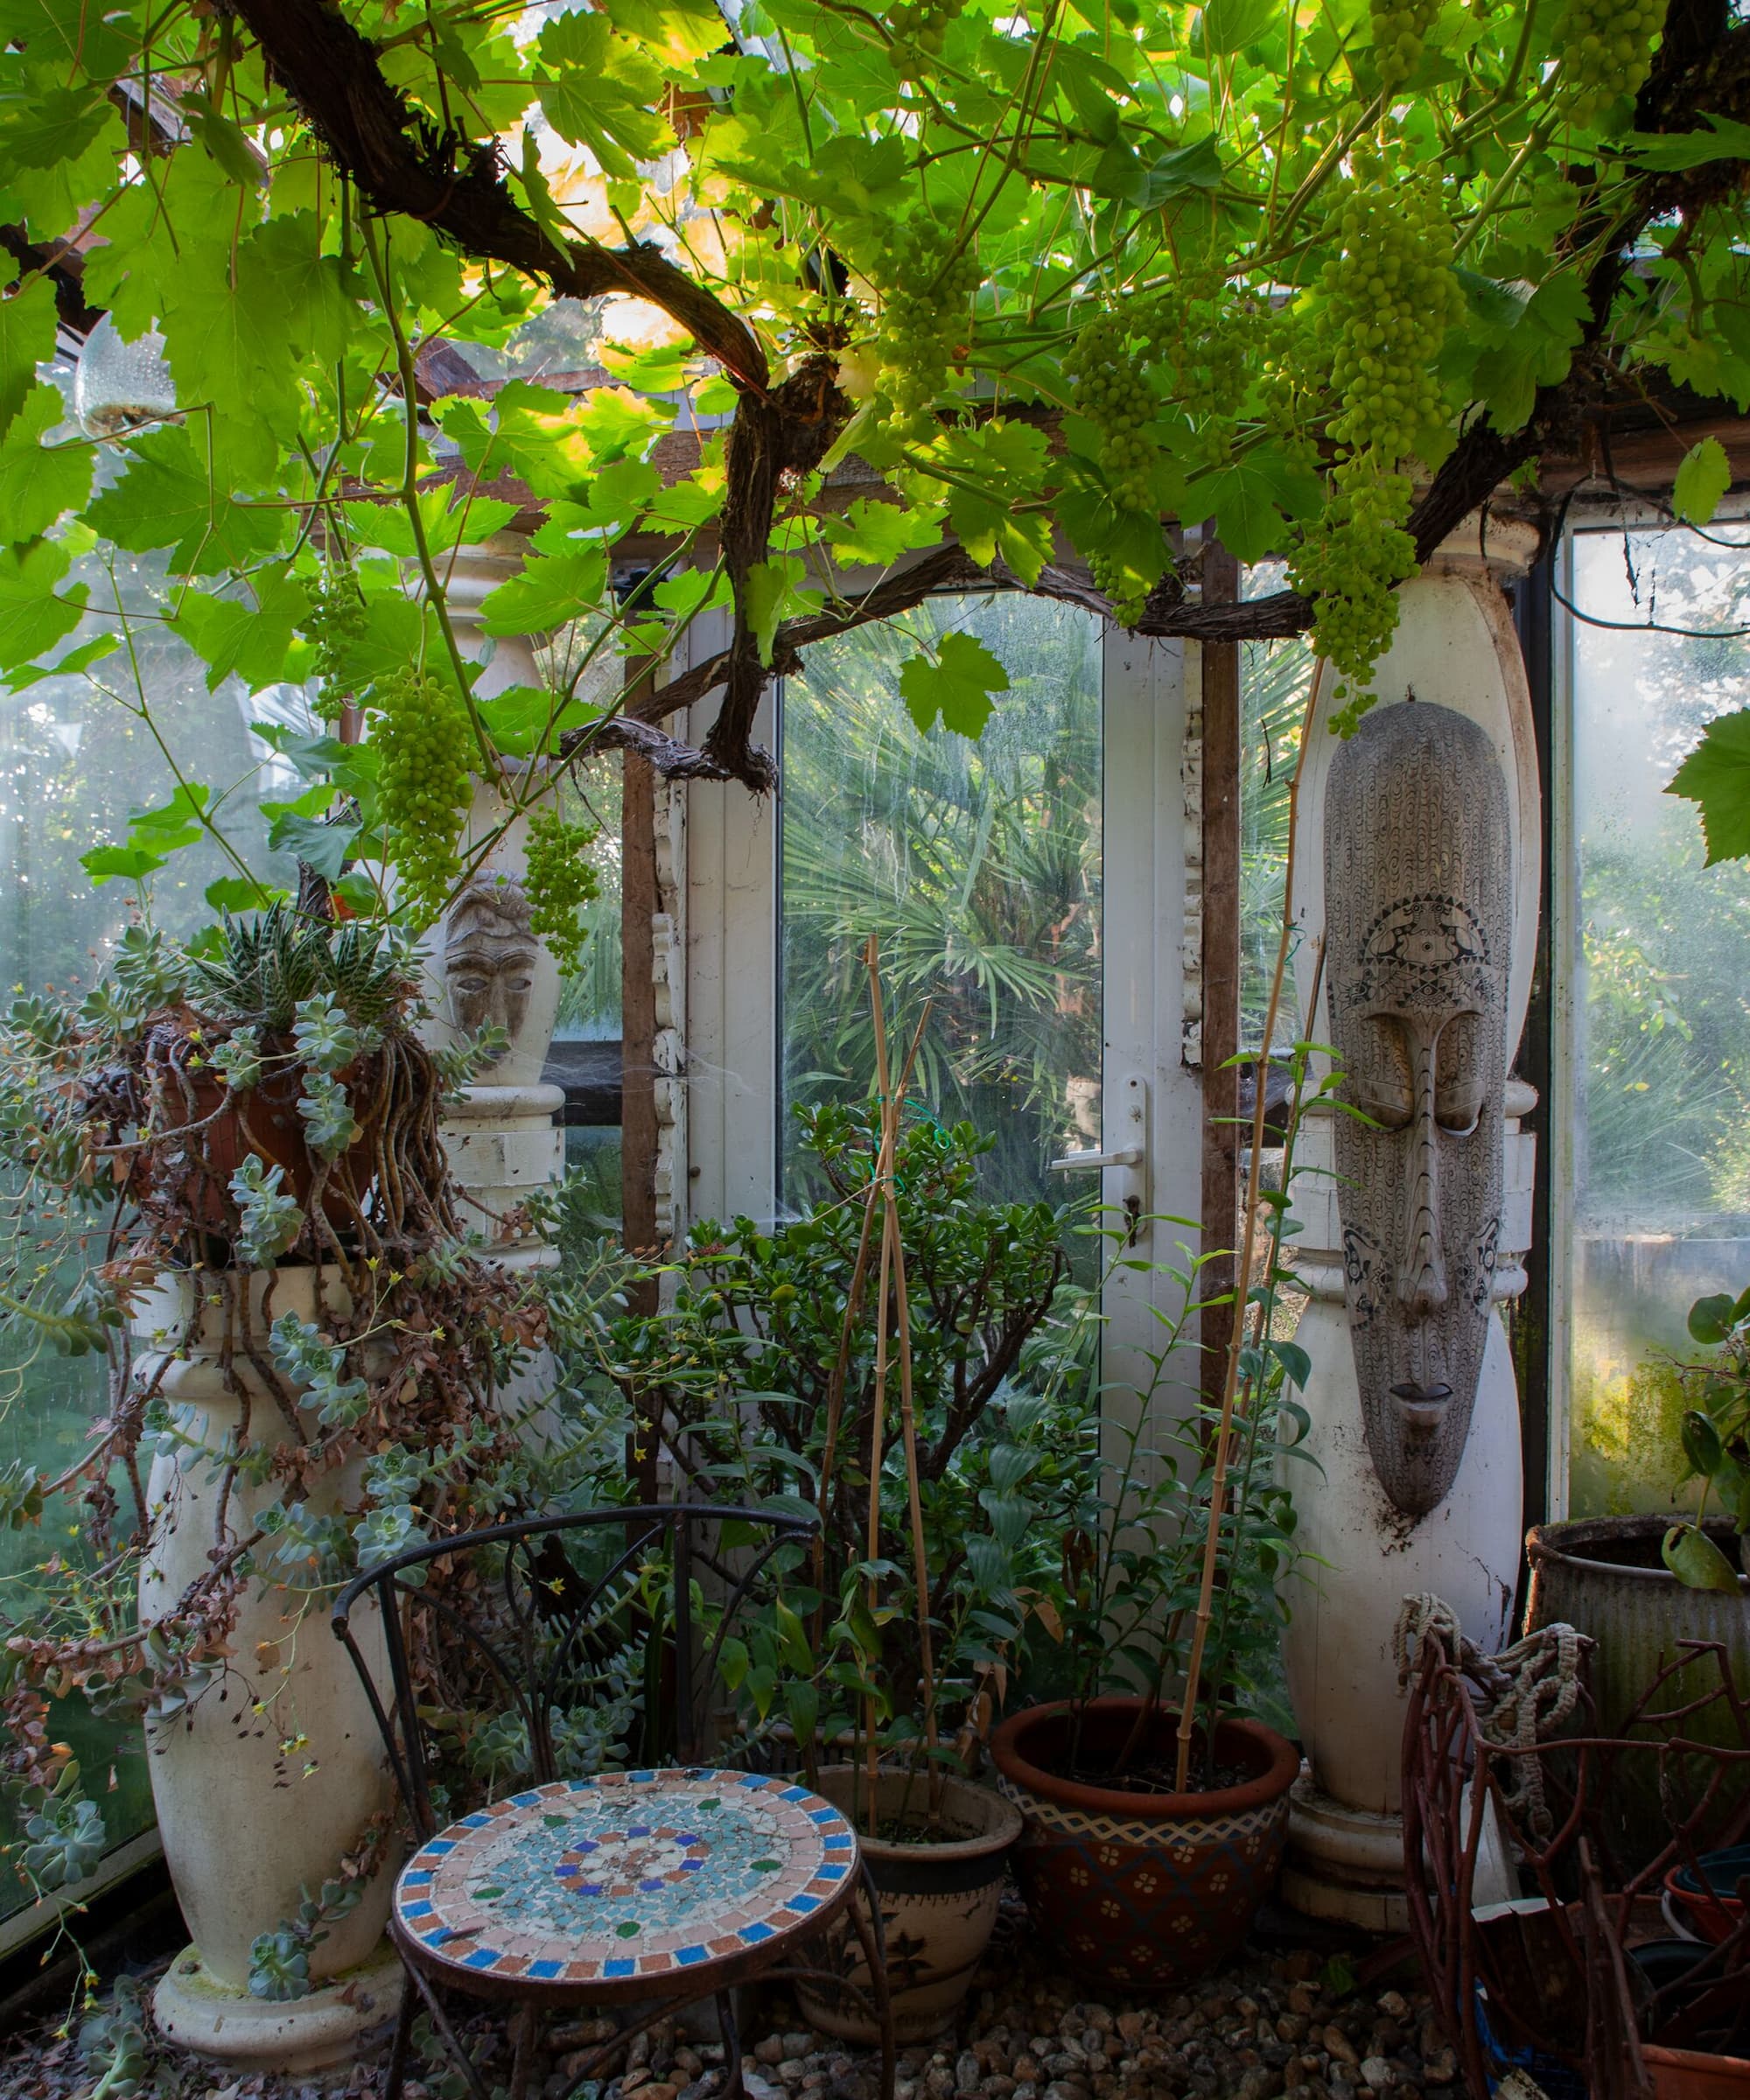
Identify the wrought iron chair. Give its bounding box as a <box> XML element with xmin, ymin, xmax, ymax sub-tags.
<box><xmin>332</xmin><ymin>1504</ymin><xmax>896</xmax><ymax>2100</ymax></box>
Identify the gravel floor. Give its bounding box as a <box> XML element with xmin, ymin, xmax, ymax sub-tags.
<box><xmin>0</xmin><ymin>1897</ymin><xmax>1456</xmax><ymax>2100</ymax></box>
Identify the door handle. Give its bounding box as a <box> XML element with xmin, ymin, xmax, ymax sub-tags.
<box><xmin>1046</xmin><ymin>1075</ymin><xmax>1149</xmax><ymax>1242</ymax></box>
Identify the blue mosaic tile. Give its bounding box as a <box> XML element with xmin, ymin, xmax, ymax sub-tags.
<box><xmin>392</xmin><ymin>1769</ymin><xmax>858</xmax><ymax>1986</ymax></box>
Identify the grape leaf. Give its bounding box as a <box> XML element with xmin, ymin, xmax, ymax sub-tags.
<box><xmin>899</xmin><ymin>632</ymin><xmax>1010</xmax><ymax>739</ymax></box>
<box><xmin>536</xmin><ymin>10</ymin><xmax>674</xmax><ymax>177</ymax></box>
<box><xmin>0</xmin><ymin>0</ymin><xmax>136</xmax><ymax>80</ymax></box>
<box><xmin>478</xmin><ymin>545</ymin><xmax>608</xmax><ymax>634</ymax></box>
<box><xmin>1619</xmin><ymin>114</ymin><xmax>1750</xmax><ymax>170</ymax></box>
<box><xmin>1472</xmin><ymin>276</ymin><xmax>1590</xmax><ymax>435</ymax></box>
<box><xmin>478</xmin><ymin>685</ymin><xmax>604</xmax><ymax>758</ymax></box>
<box><xmin>1674</xmin><ymin>436</ymin><xmax>1732</xmax><ymax>526</ymax></box>
<box><xmin>1668</xmin><ymin>707</ymin><xmax>1750</xmax><ymax>864</ymax></box>
<box><xmin>265</xmin><ymin>810</ymin><xmax>361</xmax><ymax>879</ymax></box>
<box><xmin>0</xmin><ymin>271</ymin><xmax>57</xmax><ymax>443</ymax></box>
<box><xmin>436</xmin><ymin>383</ymin><xmax>598</xmax><ymax>502</ymax></box>
<box><xmin>176</xmin><ymin>570</ymin><xmax>312</xmax><ymax>692</ymax></box>
<box><xmin>819</xmin><ymin>498</ymin><xmax>943</xmax><ymax>567</ymax></box>
<box><xmin>85</xmin><ymin>427</ymin><xmax>288</xmax><ymax>574</ymax></box>
<box><xmin>0</xmin><ymin>538</ymin><xmax>86</xmax><ymax>671</ymax></box>
<box><xmin>0</xmin><ymin>384</ymin><xmax>94</xmax><ymax>545</ymax></box>
<box><xmin>341</xmin><ymin>491</ymin><xmax>520</xmax><ymax>558</ymax></box>
<box><xmin>240</xmin><ymin>214</ymin><xmax>357</xmax><ymax>368</ymax></box>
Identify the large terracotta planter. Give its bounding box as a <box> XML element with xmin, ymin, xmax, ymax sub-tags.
<box><xmin>794</xmin><ymin>1767</ymin><xmax>1020</xmax><ymax>2044</ymax></box>
<box><xmin>136</xmin><ymin>1268</ymin><xmax>402</xmax><ymax>2069</ymax></box>
<box><xmin>990</xmin><ymin>1698</ymin><xmax>1298</xmax><ymax>1990</ymax></box>
<box><xmin>1524</xmin><ymin>1514</ymin><xmax>1750</xmax><ymax>1866</ymax></box>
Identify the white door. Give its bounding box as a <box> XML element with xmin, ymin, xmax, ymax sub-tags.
<box><xmin>681</xmin><ymin>587</ymin><xmax>1205</xmax><ymax>1390</ymax></box>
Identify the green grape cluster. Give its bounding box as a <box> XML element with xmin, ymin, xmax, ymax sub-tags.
<box><xmin>871</xmin><ymin>220</ymin><xmax>981</xmax><ymax>444</ymax></box>
<box><xmin>522</xmin><ymin>806</ymin><xmax>601</xmax><ymax>976</ymax></box>
<box><xmin>1065</xmin><ymin>306</ymin><xmax>1162</xmax><ymax>514</ymax></box>
<box><xmin>1552</xmin><ymin>0</ymin><xmax>1662</xmax><ymax>122</ymax></box>
<box><xmin>1089</xmin><ymin>548</ymin><xmax>1149</xmax><ymax>629</ymax></box>
<box><xmin>1320</xmin><ymin>172</ymin><xmax>1461</xmax><ymax>464</ymax></box>
<box><xmin>1369</xmin><ymin>0</ymin><xmax>1438</xmax><ymax>92</ymax></box>
<box><xmin>370</xmin><ymin>668</ymin><xmax>473</xmax><ymax>928</ymax></box>
<box><xmin>1289</xmin><ymin>463</ymin><xmax>1419</xmax><ymax>700</ymax></box>
<box><xmin>307</xmin><ymin>569</ymin><xmax>367</xmax><ymax>725</ymax></box>
<box><xmin>889</xmin><ymin>0</ymin><xmax>959</xmax><ymax>60</ymax></box>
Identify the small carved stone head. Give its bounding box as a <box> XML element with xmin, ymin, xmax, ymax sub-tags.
<box><xmin>442</xmin><ymin>876</ymin><xmax>542</xmax><ymax>1052</ymax></box>
<box><xmin>1325</xmin><ymin>702</ymin><xmax>1511</xmax><ymax>1517</ymax></box>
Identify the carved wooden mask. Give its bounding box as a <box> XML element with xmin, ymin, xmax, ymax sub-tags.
<box><xmin>1324</xmin><ymin>702</ymin><xmax>1511</xmax><ymax>1517</ymax></box>
<box><xmin>442</xmin><ymin>877</ymin><xmax>540</xmax><ymax>1054</ymax></box>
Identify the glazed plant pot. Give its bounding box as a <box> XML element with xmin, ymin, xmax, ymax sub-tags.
<box><xmin>989</xmin><ymin>1698</ymin><xmax>1298</xmax><ymax>1990</ymax></box>
<box><xmin>794</xmin><ymin>1766</ymin><xmax>1021</xmax><ymax>2045</ymax></box>
<box><xmin>1525</xmin><ymin>1515</ymin><xmax>1750</xmax><ymax>1866</ymax></box>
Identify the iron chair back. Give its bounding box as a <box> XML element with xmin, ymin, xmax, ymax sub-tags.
<box><xmin>332</xmin><ymin>1502</ymin><xmax>816</xmax><ymax>1842</ymax></box>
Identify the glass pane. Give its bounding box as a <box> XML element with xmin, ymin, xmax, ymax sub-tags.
<box><xmin>1239</xmin><ymin>574</ymin><xmax>1314</xmax><ymax>1052</ymax></box>
<box><xmin>1</xmin><ymin>543</ymin><xmax>304</xmax><ymax>1915</ymax></box>
<box><xmin>1564</xmin><ymin>525</ymin><xmax>1750</xmax><ymax>1516</ymax></box>
<box><xmin>778</xmin><ymin>593</ymin><xmax>1102</xmax><ymax>1217</ymax></box>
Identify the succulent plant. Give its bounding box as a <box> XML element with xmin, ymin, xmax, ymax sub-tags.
<box><xmin>189</xmin><ymin>906</ymin><xmax>415</xmax><ymax>1034</ymax></box>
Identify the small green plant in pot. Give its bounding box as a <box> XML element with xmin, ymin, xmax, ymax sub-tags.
<box><xmin>1662</xmin><ymin>1285</ymin><xmax>1750</xmax><ymax>1591</ymax></box>
<box><xmin>612</xmin><ymin>942</ymin><xmax>1086</xmax><ymax>2039</ymax></box>
<box><xmin>990</xmin><ymin>1029</ymin><xmax>1326</xmax><ymax>1992</ymax></box>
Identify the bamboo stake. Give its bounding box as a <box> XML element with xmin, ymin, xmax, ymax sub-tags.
<box><xmin>1173</xmin><ymin>662</ymin><xmax>1324</xmax><ymax>1795</ymax></box>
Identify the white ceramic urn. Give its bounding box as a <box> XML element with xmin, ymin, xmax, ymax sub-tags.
<box><xmin>136</xmin><ymin>1269</ymin><xmax>402</xmax><ymax>2069</ymax></box>
<box><xmin>1278</xmin><ymin>516</ymin><xmax>1541</xmax><ymax>1930</ymax></box>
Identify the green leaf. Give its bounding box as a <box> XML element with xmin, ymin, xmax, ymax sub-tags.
<box><xmin>179</xmin><ymin>92</ymin><xmax>264</xmax><ymax>186</ymax></box>
<box><xmin>86</xmin><ymin>427</ymin><xmax>288</xmax><ymax>575</ymax></box>
<box><xmin>818</xmin><ymin>498</ymin><xmax>942</xmax><ymax>566</ymax></box>
<box><xmin>0</xmin><ymin>538</ymin><xmax>85</xmax><ymax>671</ymax></box>
<box><xmin>0</xmin><ymin>383</ymin><xmax>94</xmax><ymax>545</ymax></box>
<box><xmin>1473</xmin><ymin>276</ymin><xmax>1590</xmax><ymax>435</ymax></box>
<box><xmin>0</xmin><ymin>271</ymin><xmax>57</xmax><ymax>443</ymax></box>
<box><xmin>436</xmin><ymin>383</ymin><xmax>599</xmax><ymax>503</ymax></box>
<box><xmin>1682</xmin><ymin>1408</ymin><xmax>1726</xmax><ymax>1480</ymax></box>
<box><xmin>1182</xmin><ymin>458</ymin><xmax>1292</xmax><ymax>565</ymax></box>
<box><xmin>478</xmin><ymin>545</ymin><xmax>608</xmax><ymax>635</ymax></box>
<box><xmin>1674</xmin><ymin>437</ymin><xmax>1732</xmax><ymax>526</ymax></box>
<box><xmin>742</xmin><ymin>556</ymin><xmax>803</xmax><ymax>668</ymax></box>
<box><xmin>536</xmin><ymin>10</ymin><xmax>674</xmax><ymax>178</ymax></box>
<box><xmin>177</xmin><ymin>570</ymin><xmax>312</xmax><ymax>691</ymax></box>
<box><xmin>1199</xmin><ymin>0</ymin><xmax>1277</xmax><ymax>53</ymax></box>
<box><xmin>1690</xmin><ymin>1292</ymin><xmax>1738</xmax><ymax>1345</ymax></box>
<box><xmin>899</xmin><ymin>631</ymin><xmax>1010</xmax><ymax>739</ymax></box>
<box><xmin>264</xmin><ymin>811</ymin><xmax>361</xmax><ymax>879</ymax></box>
<box><xmin>1668</xmin><ymin>708</ymin><xmax>1750</xmax><ymax>864</ymax></box>
<box><xmin>4</xmin><ymin>632</ymin><xmax>116</xmax><ymax>690</ymax></box>
<box><xmin>1662</xmin><ymin>1522</ymin><xmax>1742</xmax><ymax>1592</ymax></box>
<box><xmin>1618</xmin><ymin>114</ymin><xmax>1750</xmax><ymax>171</ymax></box>
<box><xmin>478</xmin><ymin>684</ymin><xmax>604</xmax><ymax>758</ymax></box>
<box><xmin>240</xmin><ymin>214</ymin><xmax>356</xmax><ymax>368</ymax></box>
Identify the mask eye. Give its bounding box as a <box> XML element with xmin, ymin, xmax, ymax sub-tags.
<box><xmin>1348</xmin><ymin>1013</ymin><xmax>1413</xmax><ymax>1131</ymax></box>
<box><xmin>1435</xmin><ymin>1012</ymin><xmax>1486</xmax><ymax>1134</ymax></box>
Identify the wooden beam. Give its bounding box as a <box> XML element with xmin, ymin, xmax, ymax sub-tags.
<box><xmin>620</xmin><ymin>743</ymin><xmax>662</xmax><ymax>1494</ymax></box>
<box><xmin>1200</xmin><ymin>539</ymin><xmax>1243</xmax><ymax>1416</ymax></box>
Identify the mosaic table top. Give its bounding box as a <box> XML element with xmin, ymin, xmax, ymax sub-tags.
<box><xmin>395</xmin><ymin>1768</ymin><xmax>858</xmax><ymax>1990</ymax></box>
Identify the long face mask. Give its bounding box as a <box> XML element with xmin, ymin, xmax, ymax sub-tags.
<box><xmin>1324</xmin><ymin>702</ymin><xmax>1512</xmax><ymax>1518</ymax></box>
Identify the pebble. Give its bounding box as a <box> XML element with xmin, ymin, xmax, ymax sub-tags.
<box><xmin>1323</xmin><ymin>2027</ymin><xmax>1361</xmax><ymax>2068</ymax></box>
<box><xmin>1359</xmin><ymin>2060</ymin><xmax>1395</xmax><ymax>2093</ymax></box>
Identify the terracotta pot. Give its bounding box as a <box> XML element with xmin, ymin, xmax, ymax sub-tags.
<box><xmin>1648</xmin><ymin>2047</ymin><xmax>1750</xmax><ymax>2100</ymax></box>
<box><xmin>989</xmin><ymin>1698</ymin><xmax>1298</xmax><ymax>1990</ymax></box>
<box><xmin>143</xmin><ymin>1018</ymin><xmax>385</xmax><ymax>1237</ymax></box>
<box><xmin>794</xmin><ymin>1767</ymin><xmax>1021</xmax><ymax>2045</ymax></box>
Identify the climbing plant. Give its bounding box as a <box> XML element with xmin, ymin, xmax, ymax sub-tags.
<box><xmin>0</xmin><ymin>0</ymin><xmax>1745</xmax><ymax>928</ymax></box>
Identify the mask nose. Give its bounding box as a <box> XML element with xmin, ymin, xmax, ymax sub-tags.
<box><xmin>1396</xmin><ymin>1029</ymin><xmax>1447</xmax><ymax>1316</ymax></box>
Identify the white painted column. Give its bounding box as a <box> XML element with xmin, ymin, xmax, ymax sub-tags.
<box><xmin>1278</xmin><ymin>516</ymin><xmax>1541</xmax><ymax>1930</ymax></box>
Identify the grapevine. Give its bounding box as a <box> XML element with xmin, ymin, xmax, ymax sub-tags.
<box><xmin>868</xmin><ymin>219</ymin><xmax>981</xmax><ymax>444</ymax></box>
<box><xmin>888</xmin><ymin>0</ymin><xmax>959</xmax><ymax>61</ymax></box>
<box><xmin>1551</xmin><ymin>0</ymin><xmax>1663</xmax><ymax>122</ymax></box>
<box><xmin>522</xmin><ymin>806</ymin><xmax>602</xmax><ymax>976</ymax></box>
<box><xmin>1368</xmin><ymin>0</ymin><xmax>1438</xmax><ymax>92</ymax></box>
<box><xmin>1289</xmin><ymin>168</ymin><xmax>1461</xmax><ymax>704</ymax></box>
<box><xmin>370</xmin><ymin>668</ymin><xmax>474</xmax><ymax>928</ymax></box>
<box><xmin>306</xmin><ymin>566</ymin><xmax>368</xmax><ymax>725</ymax></box>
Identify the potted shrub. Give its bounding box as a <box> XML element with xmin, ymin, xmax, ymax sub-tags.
<box><xmin>611</xmin><ymin>945</ymin><xmax>1082</xmax><ymax>2040</ymax></box>
<box><xmin>989</xmin><ymin>1027</ymin><xmax>1320</xmax><ymax>1992</ymax></box>
<box><xmin>0</xmin><ymin>908</ymin><xmax>551</xmax><ymax>2069</ymax></box>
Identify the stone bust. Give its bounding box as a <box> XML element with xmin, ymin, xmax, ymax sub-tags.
<box><xmin>1324</xmin><ymin>702</ymin><xmax>1512</xmax><ymax>1518</ymax></box>
<box><xmin>436</xmin><ymin>873</ymin><xmax>561</xmax><ymax>1087</ymax></box>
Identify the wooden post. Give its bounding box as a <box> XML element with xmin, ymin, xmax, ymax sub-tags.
<box><xmin>1200</xmin><ymin>538</ymin><xmax>1242</xmax><ymax>1416</ymax></box>
<box><xmin>621</xmin><ymin>744</ymin><xmax>662</xmax><ymax>1494</ymax></box>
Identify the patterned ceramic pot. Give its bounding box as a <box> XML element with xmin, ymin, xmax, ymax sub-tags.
<box><xmin>795</xmin><ymin>1768</ymin><xmax>1022</xmax><ymax>2045</ymax></box>
<box><xmin>989</xmin><ymin>1699</ymin><xmax>1298</xmax><ymax>1990</ymax></box>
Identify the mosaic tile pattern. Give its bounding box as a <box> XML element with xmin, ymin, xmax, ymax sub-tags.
<box><xmin>395</xmin><ymin>1769</ymin><xmax>858</xmax><ymax>1985</ymax></box>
